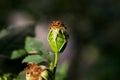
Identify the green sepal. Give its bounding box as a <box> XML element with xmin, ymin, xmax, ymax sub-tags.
<box><xmin>48</xmin><ymin>27</ymin><xmax>68</xmax><ymax>54</ymax></box>
<box><xmin>41</xmin><ymin>69</ymin><xmax>54</xmax><ymax>80</ymax></box>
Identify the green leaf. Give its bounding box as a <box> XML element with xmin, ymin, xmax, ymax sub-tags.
<box><xmin>22</xmin><ymin>54</ymin><xmax>47</xmax><ymax>64</ymax></box>
<box><xmin>48</xmin><ymin>52</ymin><xmax>54</xmax><ymax>63</ymax></box>
<box><xmin>56</xmin><ymin>62</ymin><xmax>69</xmax><ymax>80</ymax></box>
<box><xmin>0</xmin><ymin>29</ymin><xmax>8</xmax><ymax>38</ymax></box>
<box><xmin>25</xmin><ymin>37</ymin><xmax>48</xmax><ymax>55</ymax></box>
<box><xmin>25</xmin><ymin>37</ymin><xmax>53</xmax><ymax>63</ymax></box>
<box><xmin>17</xmin><ymin>71</ymin><xmax>26</xmax><ymax>80</ymax></box>
<box><xmin>11</xmin><ymin>49</ymin><xmax>26</xmax><ymax>59</ymax></box>
<box><xmin>0</xmin><ymin>74</ymin><xmax>17</xmax><ymax>80</ymax></box>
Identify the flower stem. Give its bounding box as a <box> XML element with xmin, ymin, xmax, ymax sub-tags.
<box><xmin>53</xmin><ymin>52</ymin><xmax>59</xmax><ymax>79</ymax></box>
<box><xmin>54</xmin><ymin>52</ymin><xmax>58</xmax><ymax>68</ymax></box>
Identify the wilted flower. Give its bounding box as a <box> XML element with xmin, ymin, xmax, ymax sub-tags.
<box><xmin>25</xmin><ymin>63</ymin><xmax>53</xmax><ymax>80</ymax></box>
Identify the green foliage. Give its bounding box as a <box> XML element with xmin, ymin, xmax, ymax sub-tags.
<box><xmin>25</xmin><ymin>37</ymin><xmax>48</xmax><ymax>55</ymax></box>
<box><xmin>0</xmin><ymin>35</ymin><xmax>69</xmax><ymax>80</ymax></box>
<box><xmin>24</xmin><ymin>37</ymin><xmax>54</xmax><ymax>63</ymax></box>
<box><xmin>17</xmin><ymin>71</ymin><xmax>26</xmax><ymax>80</ymax></box>
<box><xmin>0</xmin><ymin>29</ymin><xmax>8</xmax><ymax>38</ymax></box>
<box><xmin>22</xmin><ymin>54</ymin><xmax>47</xmax><ymax>64</ymax></box>
<box><xmin>0</xmin><ymin>27</ymin><xmax>68</xmax><ymax>80</ymax></box>
<box><xmin>56</xmin><ymin>62</ymin><xmax>69</xmax><ymax>80</ymax></box>
<box><xmin>10</xmin><ymin>49</ymin><xmax>26</xmax><ymax>60</ymax></box>
<box><xmin>0</xmin><ymin>74</ymin><xmax>17</xmax><ymax>80</ymax></box>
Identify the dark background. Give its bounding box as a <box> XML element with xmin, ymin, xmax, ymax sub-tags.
<box><xmin>0</xmin><ymin>0</ymin><xmax>120</xmax><ymax>80</ymax></box>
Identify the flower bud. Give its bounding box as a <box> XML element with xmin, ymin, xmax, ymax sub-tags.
<box><xmin>48</xmin><ymin>20</ymin><xmax>69</xmax><ymax>53</ymax></box>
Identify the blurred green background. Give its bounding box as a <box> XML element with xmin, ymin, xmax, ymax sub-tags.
<box><xmin>0</xmin><ymin>0</ymin><xmax>120</xmax><ymax>80</ymax></box>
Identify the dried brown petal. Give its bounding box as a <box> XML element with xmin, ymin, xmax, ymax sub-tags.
<box><xmin>25</xmin><ymin>63</ymin><xmax>46</xmax><ymax>80</ymax></box>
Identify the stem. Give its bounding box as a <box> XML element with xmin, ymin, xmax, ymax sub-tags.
<box><xmin>54</xmin><ymin>52</ymin><xmax>58</xmax><ymax>68</ymax></box>
<box><xmin>53</xmin><ymin>52</ymin><xmax>58</xmax><ymax>79</ymax></box>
